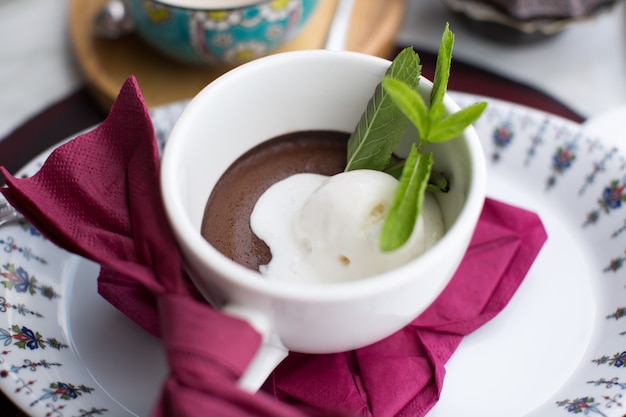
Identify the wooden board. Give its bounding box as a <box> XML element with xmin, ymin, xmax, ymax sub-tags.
<box><xmin>69</xmin><ymin>0</ymin><xmax>405</xmax><ymax>110</ymax></box>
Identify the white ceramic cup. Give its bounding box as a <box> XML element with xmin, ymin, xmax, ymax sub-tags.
<box><xmin>160</xmin><ymin>49</ymin><xmax>486</xmax><ymax>390</ymax></box>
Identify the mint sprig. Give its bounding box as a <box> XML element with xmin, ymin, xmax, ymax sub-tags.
<box><xmin>379</xmin><ymin>23</ymin><xmax>486</xmax><ymax>252</ymax></box>
<box><xmin>341</xmin><ymin>24</ymin><xmax>486</xmax><ymax>252</ymax></box>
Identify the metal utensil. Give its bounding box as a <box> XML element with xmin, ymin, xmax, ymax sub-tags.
<box><xmin>0</xmin><ymin>193</ymin><xmax>24</xmax><ymax>227</ymax></box>
<box><xmin>324</xmin><ymin>0</ymin><xmax>356</xmax><ymax>51</ymax></box>
<box><xmin>92</xmin><ymin>0</ymin><xmax>134</xmax><ymax>39</ymax></box>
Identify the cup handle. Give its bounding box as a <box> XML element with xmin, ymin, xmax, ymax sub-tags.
<box><xmin>223</xmin><ymin>303</ymin><xmax>289</xmax><ymax>391</ymax></box>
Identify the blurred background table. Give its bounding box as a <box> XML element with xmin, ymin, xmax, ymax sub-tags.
<box><xmin>0</xmin><ymin>0</ymin><xmax>624</xmax><ymax>415</ymax></box>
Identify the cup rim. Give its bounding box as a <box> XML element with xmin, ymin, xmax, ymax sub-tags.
<box><xmin>149</xmin><ymin>0</ymin><xmax>273</xmax><ymax>10</ymax></box>
<box><xmin>160</xmin><ymin>49</ymin><xmax>487</xmax><ymax>303</ymax></box>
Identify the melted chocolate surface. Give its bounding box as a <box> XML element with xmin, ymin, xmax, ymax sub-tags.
<box><xmin>201</xmin><ymin>130</ymin><xmax>349</xmax><ymax>271</ymax></box>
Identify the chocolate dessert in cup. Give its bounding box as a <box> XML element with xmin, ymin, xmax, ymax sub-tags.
<box><xmin>159</xmin><ymin>49</ymin><xmax>487</xmax><ymax>390</ymax></box>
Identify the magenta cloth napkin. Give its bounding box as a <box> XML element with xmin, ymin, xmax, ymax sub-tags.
<box><xmin>0</xmin><ymin>77</ymin><xmax>547</xmax><ymax>417</ymax></box>
<box><xmin>0</xmin><ymin>77</ymin><xmax>309</xmax><ymax>417</ymax></box>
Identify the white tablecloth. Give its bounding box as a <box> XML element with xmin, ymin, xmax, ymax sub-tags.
<box><xmin>0</xmin><ymin>0</ymin><xmax>83</xmax><ymax>139</ymax></box>
<box><xmin>1</xmin><ymin>0</ymin><xmax>624</xmax><ymax>140</ymax></box>
<box><xmin>398</xmin><ymin>0</ymin><xmax>626</xmax><ymax>119</ymax></box>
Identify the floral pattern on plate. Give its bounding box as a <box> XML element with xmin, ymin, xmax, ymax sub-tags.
<box><xmin>447</xmin><ymin>92</ymin><xmax>626</xmax><ymax>417</ymax></box>
<box><xmin>1</xmin><ymin>94</ymin><xmax>625</xmax><ymax>416</ymax></box>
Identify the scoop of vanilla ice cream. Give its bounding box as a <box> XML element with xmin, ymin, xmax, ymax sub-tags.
<box><xmin>295</xmin><ymin>169</ymin><xmax>443</xmax><ymax>281</ymax></box>
<box><xmin>250</xmin><ymin>170</ymin><xmax>445</xmax><ymax>283</ymax></box>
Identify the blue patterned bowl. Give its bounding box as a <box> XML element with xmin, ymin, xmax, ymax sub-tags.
<box><xmin>125</xmin><ymin>0</ymin><xmax>319</xmax><ymax>66</ymax></box>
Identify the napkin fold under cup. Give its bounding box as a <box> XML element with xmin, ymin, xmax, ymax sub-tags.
<box><xmin>0</xmin><ymin>77</ymin><xmax>547</xmax><ymax>417</ymax></box>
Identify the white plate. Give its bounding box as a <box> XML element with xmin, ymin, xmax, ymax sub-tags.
<box><xmin>1</xmin><ymin>93</ymin><xmax>625</xmax><ymax>417</ymax></box>
<box><xmin>581</xmin><ymin>105</ymin><xmax>626</xmax><ymax>149</ymax></box>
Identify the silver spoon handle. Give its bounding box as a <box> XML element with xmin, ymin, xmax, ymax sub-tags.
<box><xmin>324</xmin><ymin>0</ymin><xmax>356</xmax><ymax>51</ymax></box>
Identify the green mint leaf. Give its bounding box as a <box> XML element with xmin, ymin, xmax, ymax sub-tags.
<box><xmin>427</xmin><ymin>101</ymin><xmax>487</xmax><ymax>143</ymax></box>
<box><xmin>345</xmin><ymin>47</ymin><xmax>421</xmax><ymax>171</ymax></box>
<box><xmin>380</xmin><ymin>146</ymin><xmax>433</xmax><ymax>252</ymax></box>
<box><xmin>429</xmin><ymin>23</ymin><xmax>454</xmax><ymax>124</ymax></box>
<box><xmin>427</xmin><ymin>170</ymin><xmax>449</xmax><ymax>193</ymax></box>
<box><xmin>381</xmin><ymin>76</ymin><xmax>429</xmax><ymax>140</ymax></box>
